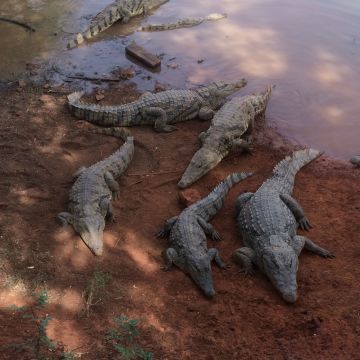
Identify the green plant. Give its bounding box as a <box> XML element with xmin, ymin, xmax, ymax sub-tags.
<box><xmin>106</xmin><ymin>315</ymin><xmax>153</xmax><ymax>360</ymax></box>
<box><xmin>4</xmin><ymin>291</ymin><xmax>76</xmax><ymax>359</ymax></box>
<box><xmin>82</xmin><ymin>269</ymin><xmax>112</xmax><ymax>316</ymax></box>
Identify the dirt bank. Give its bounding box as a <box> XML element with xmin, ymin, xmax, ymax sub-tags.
<box><xmin>0</xmin><ymin>83</ymin><xmax>359</xmax><ymax>359</ymax></box>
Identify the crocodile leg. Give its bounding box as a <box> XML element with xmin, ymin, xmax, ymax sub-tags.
<box><xmin>198</xmin><ymin>106</ymin><xmax>215</xmax><ymax>121</ymax></box>
<box><xmin>163</xmin><ymin>247</ymin><xmax>179</xmax><ymax>270</ymax></box>
<box><xmin>104</xmin><ymin>171</ymin><xmax>120</xmax><ymax>199</ymax></box>
<box><xmin>99</xmin><ymin>196</ymin><xmax>115</xmax><ymax>222</ymax></box>
<box><xmin>280</xmin><ymin>194</ymin><xmax>312</xmax><ymax>231</ymax></box>
<box><xmin>234</xmin><ymin>247</ymin><xmax>256</xmax><ymax>274</ymax></box>
<box><xmin>291</xmin><ymin>235</ymin><xmax>306</xmax><ymax>255</ymax></box>
<box><xmin>57</xmin><ymin>212</ymin><xmax>74</xmax><ymax>226</ymax></box>
<box><xmin>156</xmin><ymin>216</ymin><xmax>179</xmax><ymax>238</ymax></box>
<box><xmin>142</xmin><ymin>107</ymin><xmax>178</xmax><ymax>132</ymax></box>
<box><xmin>142</xmin><ymin>3</ymin><xmax>149</xmax><ymax>16</ymax></box>
<box><xmin>208</xmin><ymin>248</ymin><xmax>226</xmax><ymax>269</ymax></box>
<box><xmin>120</xmin><ymin>8</ymin><xmax>132</xmax><ymax>23</ymax></box>
<box><xmin>198</xmin><ymin>131</ymin><xmax>207</xmax><ymax>145</ymax></box>
<box><xmin>232</xmin><ymin>138</ymin><xmax>251</xmax><ymax>153</ymax></box>
<box><xmin>294</xmin><ymin>235</ymin><xmax>335</xmax><ymax>258</ymax></box>
<box><xmin>197</xmin><ymin>217</ymin><xmax>221</xmax><ymax>241</ymax></box>
<box><xmin>234</xmin><ymin>192</ymin><xmax>253</xmax><ymax>216</ymax></box>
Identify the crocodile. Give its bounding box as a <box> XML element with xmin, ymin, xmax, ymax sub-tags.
<box><xmin>178</xmin><ymin>86</ymin><xmax>272</xmax><ymax>188</ymax></box>
<box><xmin>67</xmin><ymin>79</ymin><xmax>247</xmax><ymax>132</ymax></box>
<box><xmin>57</xmin><ymin>137</ymin><xmax>134</xmax><ymax>255</ymax></box>
<box><xmin>138</xmin><ymin>13</ymin><xmax>226</xmax><ymax>32</ymax></box>
<box><xmin>350</xmin><ymin>155</ymin><xmax>360</xmax><ymax>167</ymax></box>
<box><xmin>234</xmin><ymin>149</ymin><xmax>334</xmax><ymax>303</ymax></box>
<box><xmin>67</xmin><ymin>0</ymin><xmax>168</xmax><ymax>49</ymax></box>
<box><xmin>157</xmin><ymin>172</ymin><xmax>253</xmax><ymax>298</ymax></box>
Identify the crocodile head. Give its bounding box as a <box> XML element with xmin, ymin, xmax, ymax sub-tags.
<box><xmin>183</xmin><ymin>254</ymin><xmax>215</xmax><ymax>298</ymax></box>
<box><xmin>178</xmin><ymin>134</ymin><xmax>231</xmax><ymax>188</ymax></box>
<box><xmin>200</xmin><ymin>79</ymin><xmax>247</xmax><ymax>109</ymax></box>
<box><xmin>73</xmin><ymin>215</ymin><xmax>105</xmax><ymax>256</ymax></box>
<box><xmin>262</xmin><ymin>239</ymin><xmax>299</xmax><ymax>303</ymax></box>
<box><xmin>249</xmin><ymin>85</ymin><xmax>273</xmax><ymax>117</ymax></box>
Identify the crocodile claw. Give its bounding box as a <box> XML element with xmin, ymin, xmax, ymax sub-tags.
<box><xmin>238</xmin><ymin>267</ymin><xmax>255</xmax><ymax>276</ymax></box>
<box><xmin>113</xmin><ymin>191</ymin><xmax>120</xmax><ymax>200</ymax></box>
<box><xmin>320</xmin><ymin>250</ymin><xmax>335</xmax><ymax>259</ymax></box>
<box><xmin>212</xmin><ymin>231</ymin><xmax>222</xmax><ymax>241</ymax></box>
<box><xmin>156</xmin><ymin>228</ymin><xmax>167</xmax><ymax>238</ymax></box>
<box><xmin>298</xmin><ymin>217</ymin><xmax>312</xmax><ymax>231</ymax></box>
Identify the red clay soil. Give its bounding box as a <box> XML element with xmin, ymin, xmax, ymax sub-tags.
<box><xmin>0</xmin><ymin>83</ymin><xmax>359</xmax><ymax>359</ymax></box>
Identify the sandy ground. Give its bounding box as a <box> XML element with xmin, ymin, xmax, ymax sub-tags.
<box><xmin>0</xmin><ymin>82</ymin><xmax>359</xmax><ymax>359</ymax></box>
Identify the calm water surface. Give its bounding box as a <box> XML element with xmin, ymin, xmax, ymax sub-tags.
<box><xmin>1</xmin><ymin>0</ymin><xmax>359</xmax><ymax>158</ymax></box>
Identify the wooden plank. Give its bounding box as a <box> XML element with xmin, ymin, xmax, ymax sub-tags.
<box><xmin>125</xmin><ymin>42</ymin><xmax>161</xmax><ymax>68</ymax></box>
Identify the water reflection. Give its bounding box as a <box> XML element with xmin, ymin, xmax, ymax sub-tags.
<box><xmin>0</xmin><ymin>0</ymin><xmax>359</xmax><ymax>158</ymax></box>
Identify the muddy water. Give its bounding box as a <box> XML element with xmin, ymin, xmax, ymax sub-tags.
<box><xmin>0</xmin><ymin>0</ymin><xmax>359</xmax><ymax>158</ymax></box>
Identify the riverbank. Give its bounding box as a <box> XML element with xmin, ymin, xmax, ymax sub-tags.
<box><xmin>0</xmin><ymin>82</ymin><xmax>359</xmax><ymax>359</ymax></box>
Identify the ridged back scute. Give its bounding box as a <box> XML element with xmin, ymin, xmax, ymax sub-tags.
<box><xmin>191</xmin><ymin>172</ymin><xmax>253</xmax><ymax>220</ymax></box>
<box><xmin>263</xmin><ymin>148</ymin><xmax>322</xmax><ymax>193</ymax></box>
<box><xmin>92</xmin><ymin>136</ymin><xmax>134</xmax><ymax>178</ymax></box>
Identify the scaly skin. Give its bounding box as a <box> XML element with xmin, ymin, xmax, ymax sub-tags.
<box><xmin>350</xmin><ymin>155</ymin><xmax>360</xmax><ymax>167</ymax></box>
<box><xmin>138</xmin><ymin>13</ymin><xmax>226</xmax><ymax>32</ymax></box>
<box><xmin>67</xmin><ymin>0</ymin><xmax>168</xmax><ymax>49</ymax></box>
<box><xmin>157</xmin><ymin>172</ymin><xmax>253</xmax><ymax>298</ymax></box>
<box><xmin>67</xmin><ymin>79</ymin><xmax>247</xmax><ymax>132</ymax></box>
<box><xmin>57</xmin><ymin>137</ymin><xmax>134</xmax><ymax>255</ymax></box>
<box><xmin>178</xmin><ymin>86</ymin><xmax>272</xmax><ymax>188</ymax></box>
<box><xmin>234</xmin><ymin>149</ymin><xmax>335</xmax><ymax>303</ymax></box>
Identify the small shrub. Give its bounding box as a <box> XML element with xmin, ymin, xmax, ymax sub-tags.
<box><xmin>106</xmin><ymin>315</ymin><xmax>153</xmax><ymax>360</ymax></box>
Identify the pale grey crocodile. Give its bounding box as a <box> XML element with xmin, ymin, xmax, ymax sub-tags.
<box><xmin>178</xmin><ymin>86</ymin><xmax>272</xmax><ymax>188</ymax></box>
<box><xmin>157</xmin><ymin>172</ymin><xmax>253</xmax><ymax>298</ymax></box>
<box><xmin>234</xmin><ymin>149</ymin><xmax>334</xmax><ymax>303</ymax></box>
<box><xmin>138</xmin><ymin>13</ymin><xmax>226</xmax><ymax>32</ymax></box>
<box><xmin>57</xmin><ymin>137</ymin><xmax>134</xmax><ymax>255</ymax></box>
<box><xmin>67</xmin><ymin>79</ymin><xmax>247</xmax><ymax>132</ymax></box>
<box><xmin>67</xmin><ymin>0</ymin><xmax>168</xmax><ymax>49</ymax></box>
<box><xmin>350</xmin><ymin>155</ymin><xmax>360</xmax><ymax>166</ymax></box>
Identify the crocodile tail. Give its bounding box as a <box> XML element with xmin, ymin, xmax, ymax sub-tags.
<box><xmin>91</xmin><ymin>127</ymin><xmax>132</xmax><ymax>141</ymax></box>
<box><xmin>192</xmin><ymin>172</ymin><xmax>253</xmax><ymax>219</ymax></box>
<box><xmin>66</xmin><ymin>6</ymin><xmax>121</xmax><ymax>49</ymax></box>
<box><xmin>67</xmin><ymin>91</ymin><xmax>119</xmax><ymax>125</ymax></box>
<box><xmin>102</xmin><ymin>136</ymin><xmax>135</xmax><ymax>177</ymax></box>
<box><xmin>269</xmin><ymin>148</ymin><xmax>323</xmax><ymax>193</ymax></box>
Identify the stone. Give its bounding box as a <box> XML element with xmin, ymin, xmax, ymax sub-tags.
<box><xmin>178</xmin><ymin>188</ymin><xmax>202</xmax><ymax>206</ymax></box>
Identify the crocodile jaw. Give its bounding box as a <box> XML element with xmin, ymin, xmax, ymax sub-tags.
<box><xmin>186</xmin><ymin>261</ymin><xmax>215</xmax><ymax>298</ymax></box>
<box><xmin>73</xmin><ymin>216</ymin><xmax>105</xmax><ymax>256</ymax></box>
<box><xmin>178</xmin><ymin>148</ymin><xmax>222</xmax><ymax>188</ymax></box>
<box><xmin>262</xmin><ymin>248</ymin><xmax>299</xmax><ymax>303</ymax></box>
<box><xmin>214</xmin><ymin>79</ymin><xmax>247</xmax><ymax>97</ymax></box>
<box><xmin>80</xmin><ymin>229</ymin><xmax>104</xmax><ymax>256</ymax></box>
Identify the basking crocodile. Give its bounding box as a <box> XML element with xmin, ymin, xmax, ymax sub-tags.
<box><xmin>67</xmin><ymin>0</ymin><xmax>168</xmax><ymax>49</ymax></box>
<box><xmin>234</xmin><ymin>149</ymin><xmax>334</xmax><ymax>303</ymax></box>
<box><xmin>67</xmin><ymin>79</ymin><xmax>247</xmax><ymax>132</ymax></box>
<box><xmin>350</xmin><ymin>155</ymin><xmax>360</xmax><ymax>167</ymax></box>
<box><xmin>157</xmin><ymin>172</ymin><xmax>253</xmax><ymax>298</ymax></box>
<box><xmin>57</xmin><ymin>137</ymin><xmax>134</xmax><ymax>255</ymax></box>
<box><xmin>138</xmin><ymin>13</ymin><xmax>226</xmax><ymax>32</ymax></box>
<box><xmin>178</xmin><ymin>86</ymin><xmax>272</xmax><ymax>188</ymax></box>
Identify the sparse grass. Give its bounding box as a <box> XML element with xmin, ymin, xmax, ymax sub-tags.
<box><xmin>3</xmin><ymin>290</ymin><xmax>76</xmax><ymax>359</ymax></box>
<box><xmin>82</xmin><ymin>268</ymin><xmax>112</xmax><ymax>316</ymax></box>
<box><xmin>106</xmin><ymin>315</ymin><xmax>153</xmax><ymax>360</ymax></box>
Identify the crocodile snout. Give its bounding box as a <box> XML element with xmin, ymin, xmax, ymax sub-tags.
<box><xmin>204</xmin><ymin>288</ymin><xmax>216</xmax><ymax>299</ymax></box>
<box><xmin>281</xmin><ymin>291</ymin><xmax>298</xmax><ymax>304</ymax></box>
